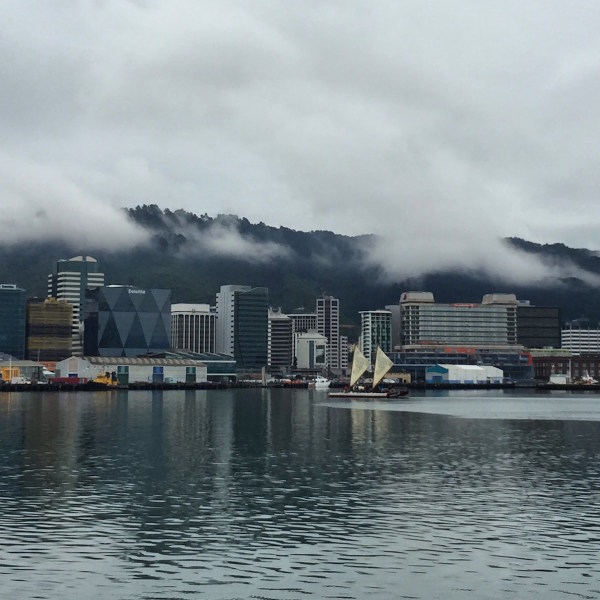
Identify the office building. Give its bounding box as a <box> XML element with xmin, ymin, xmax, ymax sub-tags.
<box><xmin>268</xmin><ymin>308</ymin><xmax>293</xmax><ymax>372</ymax></box>
<box><xmin>316</xmin><ymin>295</ymin><xmax>340</xmax><ymax>370</ymax></box>
<box><xmin>215</xmin><ymin>285</ymin><xmax>268</xmax><ymax>370</ymax></box>
<box><xmin>561</xmin><ymin>327</ymin><xmax>600</xmax><ymax>355</ymax></box>
<box><xmin>83</xmin><ymin>285</ymin><xmax>171</xmax><ymax>357</ymax></box>
<box><xmin>288</xmin><ymin>311</ymin><xmax>317</xmax><ymax>334</ymax></box>
<box><xmin>295</xmin><ymin>331</ymin><xmax>328</xmax><ymax>370</ymax></box>
<box><xmin>517</xmin><ymin>305</ymin><xmax>560</xmax><ymax>349</ymax></box>
<box><xmin>47</xmin><ymin>255</ymin><xmax>104</xmax><ymax>356</ymax></box>
<box><xmin>26</xmin><ymin>298</ymin><xmax>72</xmax><ymax>361</ymax></box>
<box><xmin>0</xmin><ymin>284</ymin><xmax>26</xmax><ymax>359</ymax></box>
<box><xmin>360</xmin><ymin>310</ymin><xmax>392</xmax><ymax>364</ymax></box>
<box><xmin>171</xmin><ymin>303</ymin><xmax>216</xmax><ymax>354</ymax></box>
<box><xmin>399</xmin><ymin>291</ymin><xmax>519</xmax><ymax>348</ymax></box>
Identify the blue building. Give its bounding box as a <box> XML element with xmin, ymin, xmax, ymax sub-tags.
<box><xmin>84</xmin><ymin>285</ymin><xmax>171</xmax><ymax>357</ymax></box>
<box><xmin>0</xmin><ymin>284</ymin><xmax>26</xmax><ymax>359</ymax></box>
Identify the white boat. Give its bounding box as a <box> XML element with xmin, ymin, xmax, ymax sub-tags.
<box><xmin>310</xmin><ymin>376</ymin><xmax>331</xmax><ymax>389</ymax></box>
<box><xmin>329</xmin><ymin>346</ymin><xmax>407</xmax><ymax>399</ymax></box>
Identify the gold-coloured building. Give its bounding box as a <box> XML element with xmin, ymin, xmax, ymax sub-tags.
<box><xmin>26</xmin><ymin>298</ymin><xmax>72</xmax><ymax>361</ymax></box>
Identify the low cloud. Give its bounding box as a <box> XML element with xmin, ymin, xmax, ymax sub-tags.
<box><xmin>0</xmin><ymin>153</ymin><xmax>149</xmax><ymax>249</ymax></box>
<box><xmin>161</xmin><ymin>211</ymin><xmax>292</xmax><ymax>263</ymax></box>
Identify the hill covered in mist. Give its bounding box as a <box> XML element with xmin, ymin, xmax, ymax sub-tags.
<box><xmin>2</xmin><ymin>204</ymin><xmax>600</xmax><ymax>337</ymax></box>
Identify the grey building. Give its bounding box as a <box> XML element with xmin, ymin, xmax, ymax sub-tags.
<box><xmin>84</xmin><ymin>285</ymin><xmax>171</xmax><ymax>357</ymax></box>
<box><xmin>0</xmin><ymin>284</ymin><xmax>26</xmax><ymax>359</ymax></box>
<box><xmin>215</xmin><ymin>285</ymin><xmax>268</xmax><ymax>370</ymax></box>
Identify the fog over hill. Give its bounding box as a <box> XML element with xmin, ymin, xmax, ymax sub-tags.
<box><xmin>1</xmin><ymin>205</ymin><xmax>600</xmax><ymax>335</ymax></box>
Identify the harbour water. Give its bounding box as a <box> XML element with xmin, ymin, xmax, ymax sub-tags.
<box><xmin>1</xmin><ymin>388</ymin><xmax>599</xmax><ymax>599</ymax></box>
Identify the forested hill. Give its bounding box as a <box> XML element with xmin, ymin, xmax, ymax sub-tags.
<box><xmin>2</xmin><ymin>204</ymin><xmax>600</xmax><ymax>336</ymax></box>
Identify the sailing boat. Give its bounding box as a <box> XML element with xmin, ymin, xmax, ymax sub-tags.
<box><xmin>329</xmin><ymin>346</ymin><xmax>407</xmax><ymax>398</ymax></box>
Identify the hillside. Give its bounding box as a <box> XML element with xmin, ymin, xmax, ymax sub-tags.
<box><xmin>1</xmin><ymin>205</ymin><xmax>600</xmax><ymax>338</ymax></box>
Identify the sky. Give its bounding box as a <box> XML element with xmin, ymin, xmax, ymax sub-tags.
<box><xmin>2</xmin><ymin>1</ymin><xmax>600</xmax><ymax>282</ymax></box>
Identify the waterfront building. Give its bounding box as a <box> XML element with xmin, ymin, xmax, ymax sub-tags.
<box><xmin>360</xmin><ymin>310</ymin><xmax>392</xmax><ymax>364</ymax></box>
<box><xmin>47</xmin><ymin>256</ymin><xmax>104</xmax><ymax>356</ymax></box>
<box><xmin>426</xmin><ymin>364</ymin><xmax>503</xmax><ymax>384</ymax></box>
<box><xmin>295</xmin><ymin>331</ymin><xmax>328</xmax><ymax>370</ymax></box>
<box><xmin>531</xmin><ymin>354</ymin><xmax>600</xmax><ymax>382</ymax></box>
<box><xmin>561</xmin><ymin>327</ymin><xmax>600</xmax><ymax>355</ymax></box>
<box><xmin>171</xmin><ymin>303</ymin><xmax>216</xmax><ymax>354</ymax></box>
<box><xmin>215</xmin><ymin>285</ymin><xmax>268</xmax><ymax>370</ymax></box>
<box><xmin>399</xmin><ymin>291</ymin><xmax>519</xmax><ymax>348</ymax></box>
<box><xmin>0</xmin><ymin>284</ymin><xmax>26</xmax><ymax>359</ymax></box>
<box><xmin>316</xmin><ymin>295</ymin><xmax>340</xmax><ymax>370</ymax></box>
<box><xmin>26</xmin><ymin>298</ymin><xmax>72</xmax><ymax>361</ymax></box>
<box><xmin>83</xmin><ymin>285</ymin><xmax>171</xmax><ymax>357</ymax></box>
<box><xmin>390</xmin><ymin>347</ymin><xmax>532</xmax><ymax>383</ymax></box>
<box><xmin>268</xmin><ymin>308</ymin><xmax>293</xmax><ymax>372</ymax></box>
<box><xmin>55</xmin><ymin>355</ymin><xmax>208</xmax><ymax>385</ymax></box>
<box><xmin>517</xmin><ymin>305</ymin><xmax>561</xmax><ymax>348</ymax></box>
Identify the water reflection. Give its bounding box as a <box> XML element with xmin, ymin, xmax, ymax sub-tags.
<box><xmin>0</xmin><ymin>389</ymin><xmax>599</xmax><ymax>599</ymax></box>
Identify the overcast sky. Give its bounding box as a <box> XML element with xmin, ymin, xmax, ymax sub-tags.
<box><xmin>2</xmin><ymin>1</ymin><xmax>599</xmax><ymax>281</ymax></box>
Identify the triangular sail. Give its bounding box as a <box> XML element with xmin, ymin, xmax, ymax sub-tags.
<box><xmin>350</xmin><ymin>347</ymin><xmax>370</xmax><ymax>388</ymax></box>
<box><xmin>372</xmin><ymin>347</ymin><xmax>394</xmax><ymax>389</ymax></box>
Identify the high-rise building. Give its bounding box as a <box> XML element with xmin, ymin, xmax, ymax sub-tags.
<box><xmin>26</xmin><ymin>298</ymin><xmax>72</xmax><ymax>361</ymax></box>
<box><xmin>360</xmin><ymin>310</ymin><xmax>392</xmax><ymax>364</ymax></box>
<box><xmin>47</xmin><ymin>256</ymin><xmax>104</xmax><ymax>356</ymax></box>
<box><xmin>517</xmin><ymin>305</ymin><xmax>561</xmax><ymax>349</ymax></box>
<box><xmin>215</xmin><ymin>285</ymin><xmax>268</xmax><ymax>370</ymax></box>
<box><xmin>83</xmin><ymin>285</ymin><xmax>171</xmax><ymax>357</ymax></box>
<box><xmin>316</xmin><ymin>295</ymin><xmax>340</xmax><ymax>370</ymax></box>
<box><xmin>0</xmin><ymin>284</ymin><xmax>26</xmax><ymax>359</ymax></box>
<box><xmin>268</xmin><ymin>308</ymin><xmax>293</xmax><ymax>371</ymax></box>
<box><xmin>399</xmin><ymin>292</ymin><xmax>519</xmax><ymax>349</ymax></box>
<box><xmin>561</xmin><ymin>327</ymin><xmax>600</xmax><ymax>354</ymax></box>
<box><xmin>171</xmin><ymin>303</ymin><xmax>216</xmax><ymax>354</ymax></box>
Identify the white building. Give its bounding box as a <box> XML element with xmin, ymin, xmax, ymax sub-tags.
<box><xmin>426</xmin><ymin>364</ymin><xmax>503</xmax><ymax>384</ymax></box>
<box><xmin>561</xmin><ymin>327</ymin><xmax>600</xmax><ymax>355</ymax></box>
<box><xmin>317</xmin><ymin>295</ymin><xmax>340</xmax><ymax>370</ymax></box>
<box><xmin>171</xmin><ymin>303</ymin><xmax>216</xmax><ymax>354</ymax></box>
<box><xmin>339</xmin><ymin>335</ymin><xmax>349</xmax><ymax>371</ymax></box>
<box><xmin>295</xmin><ymin>332</ymin><xmax>328</xmax><ymax>370</ymax></box>
<box><xmin>55</xmin><ymin>355</ymin><xmax>208</xmax><ymax>384</ymax></box>
<box><xmin>47</xmin><ymin>256</ymin><xmax>104</xmax><ymax>356</ymax></box>
<box><xmin>360</xmin><ymin>310</ymin><xmax>392</xmax><ymax>364</ymax></box>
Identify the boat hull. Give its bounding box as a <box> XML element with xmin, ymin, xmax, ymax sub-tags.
<box><xmin>329</xmin><ymin>389</ymin><xmax>408</xmax><ymax>399</ymax></box>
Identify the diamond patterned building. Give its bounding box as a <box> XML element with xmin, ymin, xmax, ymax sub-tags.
<box><xmin>83</xmin><ymin>286</ymin><xmax>171</xmax><ymax>357</ymax></box>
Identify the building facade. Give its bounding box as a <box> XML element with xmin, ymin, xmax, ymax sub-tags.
<box><xmin>47</xmin><ymin>256</ymin><xmax>104</xmax><ymax>356</ymax></box>
<box><xmin>561</xmin><ymin>327</ymin><xmax>600</xmax><ymax>355</ymax></box>
<box><xmin>517</xmin><ymin>305</ymin><xmax>561</xmax><ymax>349</ymax></box>
<box><xmin>84</xmin><ymin>285</ymin><xmax>171</xmax><ymax>357</ymax></box>
<box><xmin>171</xmin><ymin>303</ymin><xmax>216</xmax><ymax>354</ymax></box>
<box><xmin>399</xmin><ymin>292</ymin><xmax>519</xmax><ymax>348</ymax></box>
<box><xmin>316</xmin><ymin>295</ymin><xmax>340</xmax><ymax>370</ymax></box>
<box><xmin>288</xmin><ymin>312</ymin><xmax>317</xmax><ymax>334</ymax></box>
<box><xmin>268</xmin><ymin>308</ymin><xmax>293</xmax><ymax>372</ymax></box>
<box><xmin>215</xmin><ymin>285</ymin><xmax>268</xmax><ymax>370</ymax></box>
<box><xmin>360</xmin><ymin>310</ymin><xmax>392</xmax><ymax>364</ymax></box>
<box><xmin>0</xmin><ymin>284</ymin><xmax>26</xmax><ymax>359</ymax></box>
<box><xmin>26</xmin><ymin>298</ymin><xmax>72</xmax><ymax>361</ymax></box>
<box><xmin>295</xmin><ymin>332</ymin><xmax>328</xmax><ymax>370</ymax></box>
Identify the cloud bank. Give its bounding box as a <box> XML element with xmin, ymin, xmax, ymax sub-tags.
<box><xmin>1</xmin><ymin>1</ymin><xmax>600</xmax><ymax>280</ymax></box>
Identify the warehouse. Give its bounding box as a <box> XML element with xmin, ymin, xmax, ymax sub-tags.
<box><xmin>426</xmin><ymin>364</ymin><xmax>503</xmax><ymax>384</ymax></box>
<box><xmin>55</xmin><ymin>355</ymin><xmax>208</xmax><ymax>385</ymax></box>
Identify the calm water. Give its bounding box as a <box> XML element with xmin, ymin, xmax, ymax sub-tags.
<box><xmin>1</xmin><ymin>388</ymin><xmax>600</xmax><ymax>599</ymax></box>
